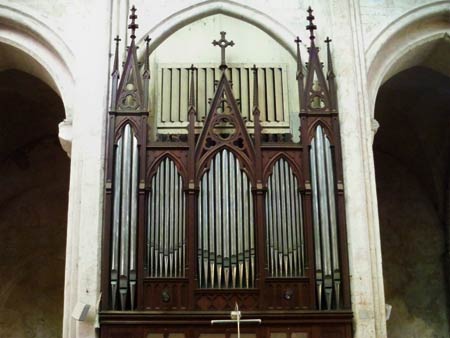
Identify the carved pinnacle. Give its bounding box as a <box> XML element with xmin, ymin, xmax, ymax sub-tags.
<box><xmin>128</xmin><ymin>5</ymin><xmax>139</xmax><ymax>39</ymax></box>
<box><xmin>306</xmin><ymin>7</ymin><xmax>317</xmax><ymax>41</ymax></box>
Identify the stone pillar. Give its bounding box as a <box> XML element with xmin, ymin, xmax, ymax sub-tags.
<box><xmin>62</xmin><ymin>0</ymin><xmax>112</xmax><ymax>337</ymax></box>
<box><xmin>328</xmin><ymin>0</ymin><xmax>387</xmax><ymax>337</ymax></box>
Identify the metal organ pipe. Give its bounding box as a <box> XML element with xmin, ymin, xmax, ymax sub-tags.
<box><xmin>265</xmin><ymin>158</ymin><xmax>305</xmax><ymax>278</ymax></box>
<box><xmin>147</xmin><ymin>158</ymin><xmax>186</xmax><ymax>278</ymax></box>
<box><xmin>129</xmin><ymin>133</ymin><xmax>138</xmax><ymax>309</ymax></box>
<box><xmin>310</xmin><ymin>125</ymin><xmax>341</xmax><ymax>310</ymax></box>
<box><xmin>198</xmin><ymin>149</ymin><xmax>255</xmax><ymax>288</ymax></box>
<box><xmin>110</xmin><ymin>124</ymin><xmax>139</xmax><ymax>310</ymax></box>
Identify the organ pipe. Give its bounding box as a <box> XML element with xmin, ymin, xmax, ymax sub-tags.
<box><xmin>265</xmin><ymin>158</ymin><xmax>305</xmax><ymax>277</ymax></box>
<box><xmin>110</xmin><ymin>124</ymin><xmax>139</xmax><ymax>310</ymax></box>
<box><xmin>197</xmin><ymin>149</ymin><xmax>255</xmax><ymax>288</ymax></box>
<box><xmin>147</xmin><ymin>158</ymin><xmax>186</xmax><ymax>278</ymax></box>
<box><xmin>310</xmin><ymin>125</ymin><xmax>341</xmax><ymax>309</ymax></box>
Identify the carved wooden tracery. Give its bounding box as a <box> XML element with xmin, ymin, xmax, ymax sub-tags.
<box><xmin>101</xmin><ymin>6</ymin><xmax>352</xmax><ymax>338</ymax></box>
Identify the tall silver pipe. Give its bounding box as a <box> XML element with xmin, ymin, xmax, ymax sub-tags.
<box><xmin>202</xmin><ymin>173</ymin><xmax>209</xmax><ymax>286</ymax></box>
<box><xmin>111</xmin><ymin>137</ymin><xmax>123</xmax><ymax>309</ymax></box>
<box><xmin>155</xmin><ymin>166</ymin><xmax>162</xmax><ymax>276</ymax></box>
<box><xmin>265</xmin><ymin>175</ymin><xmax>272</xmax><ymax>274</ymax></box>
<box><xmin>216</xmin><ymin>153</ymin><xmax>223</xmax><ymax>288</ymax></box>
<box><xmin>324</xmin><ymin>136</ymin><xmax>339</xmax><ymax>273</ymax></box>
<box><xmin>198</xmin><ymin>172</ymin><xmax>203</xmax><ymax>286</ymax></box>
<box><xmin>294</xmin><ymin>175</ymin><xmax>304</xmax><ymax>275</ymax></box>
<box><xmin>310</xmin><ymin>142</ymin><xmax>322</xmax><ymax>273</ymax></box>
<box><xmin>269</xmin><ymin>167</ymin><xmax>277</xmax><ymax>276</ymax></box>
<box><xmin>164</xmin><ymin>159</ymin><xmax>170</xmax><ymax>277</ymax></box>
<box><xmin>242</xmin><ymin>172</ymin><xmax>250</xmax><ymax>287</ymax></box>
<box><xmin>178</xmin><ymin>175</ymin><xmax>186</xmax><ymax>277</ymax></box>
<box><xmin>316</xmin><ymin>127</ymin><xmax>331</xmax><ymax>277</ymax></box>
<box><xmin>236</xmin><ymin>162</ymin><xmax>244</xmax><ymax>288</ymax></box>
<box><xmin>286</xmin><ymin>162</ymin><xmax>295</xmax><ymax>276</ymax></box>
<box><xmin>248</xmin><ymin>173</ymin><xmax>255</xmax><ymax>287</ymax></box>
<box><xmin>147</xmin><ymin>178</ymin><xmax>153</xmax><ymax>276</ymax></box>
<box><xmin>275</xmin><ymin>161</ymin><xmax>283</xmax><ymax>275</ymax></box>
<box><xmin>280</xmin><ymin>160</ymin><xmax>288</xmax><ymax>276</ymax></box>
<box><xmin>173</xmin><ymin>162</ymin><xmax>179</xmax><ymax>278</ymax></box>
<box><xmin>167</xmin><ymin>160</ymin><xmax>173</xmax><ymax>277</ymax></box>
<box><xmin>228</xmin><ymin>151</ymin><xmax>237</xmax><ymax>288</ymax></box>
<box><xmin>208</xmin><ymin>162</ymin><xmax>216</xmax><ymax>288</ymax></box>
<box><xmin>158</xmin><ymin>160</ymin><xmax>165</xmax><ymax>277</ymax></box>
<box><xmin>147</xmin><ymin>175</ymin><xmax>156</xmax><ymax>277</ymax></box>
<box><xmin>119</xmin><ymin>125</ymin><xmax>132</xmax><ymax>310</ymax></box>
<box><xmin>129</xmin><ymin>135</ymin><xmax>139</xmax><ymax>309</ymax></box>
<box><xmin>223</xmin><ymin>152</ymin><xmax>230</xmax><ymax>259</ymax></box>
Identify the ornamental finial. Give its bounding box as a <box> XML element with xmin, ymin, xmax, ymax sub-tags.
<box><xmin>128</xmin><ymin>5</ymin><xmax>139</xmax><ymax>40</ymax></box>
<box><xmin>306</xmin><ymin>7</ymin><xmax>317</xmax><ymax>42</ymax></box>
<box><xmin>325</xmin><ymin>36</ymin><xmax>334</xmax><ymax>77</ymax></box>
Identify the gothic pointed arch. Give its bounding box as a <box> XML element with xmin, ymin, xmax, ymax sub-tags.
<box><xmin>136</xmin><ymin>0</ymin><xmax>300</xmax><ymax>60</ymax></box>
<box><xmin>195</xmin><ymin>71</ymin><xmax>256</xmax><ymax>181</ymax></box>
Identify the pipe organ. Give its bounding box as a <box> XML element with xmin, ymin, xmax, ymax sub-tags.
<box><xmin>147</xmin><ymin>157</ymin><xmax>186</xmax><ymax>278</ymax></box>
<box><xmin>310</xmin><ymin>126</ymin><xmax>341</xmax><ymax>310</ymax></box>
<box><xmin>110</xmin><ymin>124</ymin><xmax>139</xmax><ymax>311</ymax></box>
<box><xmin>265</xmin><ymin>158</ymin><xmax>305</xmax><ymax>278</ymax></box>
<box><xmin>101</xmin><ymin>6</ymin><xmax>352</xmax><ymax>338</ymax></box>
<box><xmin>198</xmin><ymin>149</ymin><xmax>255</xmax><ymax>289</ymax></box>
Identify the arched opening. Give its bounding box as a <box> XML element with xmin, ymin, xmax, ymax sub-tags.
<box><xmin>137</xmin><ymin>0</ymin><xmax>297</xmax><ymax>58</ymax></box>
<box><xmin>374</xmin><ymin>49</ymin><xmax>450</xmax><ymax>337</ymax></box>
<box><xmin>0</xmin><ymin>44</ymin><xmax>69</xmax><ymax>337</ymax></box>
<box><xmin>366</xmin><ymin>2</ymin><xmax>449</xmax><ymax>109</ymax></box>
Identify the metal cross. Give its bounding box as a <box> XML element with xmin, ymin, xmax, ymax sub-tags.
<box><xmin>211</xmin><ymin>303</ymin><xmax>261</xmax><ymax>338</ymax></box>
<box><xmin>212</xmin><ymin>31</ymin><xmax>235</xmax><ymax>70</ymax></box>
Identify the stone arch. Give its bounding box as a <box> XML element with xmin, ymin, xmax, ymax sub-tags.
<box><xmin>0</xmin><ymin>5</ymin><xmax>74</xmax><ymax>337</ymax></box>
<box><xmin>136</xmin><ymin>0</ymin><xmax>299</xmax><ymax>59</ymax></box>
<box><xmin>370</xmin><ymin>3</ymin><xmax>450</xmax><ymax>335</ymax></box>
<box><xmin>366</xmin><ymin>1</ymin><xmax>450</xmax><ymax>113</ymax></box>
<box><xmin>0</xmin><ymin>3</ymin><xmax>75</xmax><ymax>122</ymax></box>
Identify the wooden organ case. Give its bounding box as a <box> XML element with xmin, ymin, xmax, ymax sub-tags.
<box><xmin>100</xmin><ymin>6</ymin><xmax>353</xmax><ymax>338</ymax></box>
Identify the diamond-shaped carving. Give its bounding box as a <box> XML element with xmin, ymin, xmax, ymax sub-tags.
<box><xmin>212</xmin><ymin>296</ymin><xmax>227</xmax><ymax>310</ymax></box>
<box><xmin>197</xmin><ymin>297</ymin><xmax>211</xmax><ymax>310</ymax></box>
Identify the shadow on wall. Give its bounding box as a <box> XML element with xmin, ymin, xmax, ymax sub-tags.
<box><xmin>0</xmin><ymin>70</ymin><xmax>69</xmax><ymax>338</ymax></box>
<box><xmin>374</xmin><ymin>67</ymin><xmax>450</xmax><ymax>338</ymax></box>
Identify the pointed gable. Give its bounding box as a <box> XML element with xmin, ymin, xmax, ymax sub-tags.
<box><xmin>115</xmin><ymin>39</ymin><xmax>145</xmax><ymax>112</ymax></box>
<box><xmin>112</xmin><ymin>6</ymin><xmax>147</xmax><ymax>113</ymax></box>
<box><xmin>299</xmin><ymin>7</ymin><xmax>334</xmax><ymax>113</ymax></box>
<box><xmin>195</xmin><ymin>71</ymin><xmax>255</xmax><ymax>171</ymax></box>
